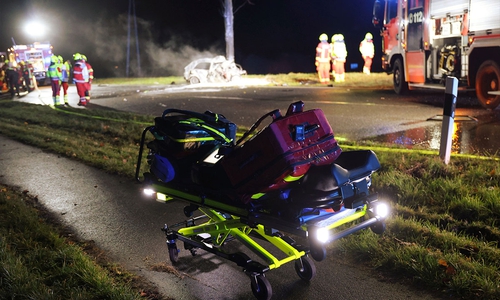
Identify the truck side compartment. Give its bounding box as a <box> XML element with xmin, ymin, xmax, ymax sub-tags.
<box><xmin>373</xmin><ymin>0</ymin><xmax>500</xmax><ymax>109</ymax></box>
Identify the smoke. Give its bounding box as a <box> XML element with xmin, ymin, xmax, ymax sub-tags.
<box><xmin>76</xmin><ymin>14</ymin><xmax>223</xmax><ymax>78</ymax></box>
<box><xmin>143</xmin><ymin>38</ymin><xmax>222</xmax><ymax>77</ymax></box>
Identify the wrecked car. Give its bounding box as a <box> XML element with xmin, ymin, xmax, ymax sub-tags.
<box><xmin>183</xmin><ymin>56</ymin><xmax>247</xmax><ymax>84</ymax></box>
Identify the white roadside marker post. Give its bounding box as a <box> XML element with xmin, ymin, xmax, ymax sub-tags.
<box><xmin>439</xmin><ymin>76</ymin><xmax>458</xmax><ymax>164</ymax></box>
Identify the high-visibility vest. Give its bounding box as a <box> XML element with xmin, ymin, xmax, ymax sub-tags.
<box><xmin>62</xmin><ymin>61</ymin><xmax>72</xmax><ymax>82</ymax></box>
<box><xmin>359</xmin><ymin>40</ymin><xmax>375</xmax><ymax>58</ymax></box>
<box><xmin>332</xmin><ymin>41</ymin><xmax>347</xmax><ymax>61</ymax></box>
<box><xmin>48</xmin><ymin>63</ymin><xmax>63</xmax><ymax>81</ymax></box>
<box><xmin>316</xmin><ymin>42</ymin><xmax>332</xmax><ymax>63</ymax></box>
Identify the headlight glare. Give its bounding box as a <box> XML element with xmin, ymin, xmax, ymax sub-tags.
<box><xmin>143</xmin><ymin>188</ymin><xmax>156</xmax><ymax>196</ymax></box>
<box><xmin>375</xmin><ymin>202</ymin><xmax>389</xmax><ymax>219</ymax></box>
<box><xmin>316</xmin><ymin>227</ymin><xmax>330</xmax><ymax>244</ymax></box>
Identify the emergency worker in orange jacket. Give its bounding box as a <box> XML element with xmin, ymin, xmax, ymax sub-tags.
<box><xmin>315</xmin><ymin>33</ymin><xmax>332</xmax><ymax>84</ymax></box>
<box><xmin>73</xmin><ymin>53</ymin><xmax>90</xmax><ymax>106</ymax></box>
<box><xmin>359</xmin><ymin>33</ymin><xmax>375</xmax><ymax>75</ymax></box>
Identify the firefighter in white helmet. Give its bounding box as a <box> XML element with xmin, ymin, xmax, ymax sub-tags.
<box><xmin>359</xmin><ymin>32</ymin><xmax>375</xmax><ymax>75</ymax></box>
<box><xmin>331</xmin><ymin>34</ymin><xmax>347</xmax><ymax>82</ymax></box>
<box><xmin>315</xmin><ymin>33</ymin><xmax>332</xmax><ymax>84</ymax></box>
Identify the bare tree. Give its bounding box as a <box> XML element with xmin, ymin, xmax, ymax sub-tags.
<box><xmin>221</xmin><ymin>0</ymin><xmax>254</xmax><ymax>62</ymax></box>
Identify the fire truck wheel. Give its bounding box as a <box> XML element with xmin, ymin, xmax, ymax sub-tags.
<box><xmin>476</xmin><ymin>60</ymin><xmax>500</xmax><ymax>110</ymax></box>
<box><xmin>393</xmin><ymin>58</ymin><xmax>408</xmax><ymax>95</ymax></box>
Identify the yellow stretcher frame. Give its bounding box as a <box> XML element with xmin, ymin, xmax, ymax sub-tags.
<box><xmin>147</xmin><ymin>178</ymin><xmax>387</xmax><ymax>300</ymax></box>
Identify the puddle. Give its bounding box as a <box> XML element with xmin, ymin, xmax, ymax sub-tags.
<box><xmin>370</xmin><ymin>117</ymin><xmax>500</xmax><ymax>157</ymax></box>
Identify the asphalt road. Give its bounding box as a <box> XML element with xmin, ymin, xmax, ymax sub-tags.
<box><xmin>3</xmin><ymin>82</ymin><xmax>496</xmax><ymax>299</ymax></box>
<box><xmin>8</xmin><ymin>81</ymin><xmax>498</xmax><ymax>154</ymax></box>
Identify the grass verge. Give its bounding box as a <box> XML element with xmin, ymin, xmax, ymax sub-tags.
<box><xmin>93</xmin><ymin>72</ymin><xmax>393</xmax><ymax>88</ymax></box>
<box><xmin>0</xmin><ymin>76</ymin><xmax>499</xmax><ymax>299</ymax></box>
<box><xmin>0</xmin><ymin>184</ymin><xmax>160</xmax><ymax>299</ymax></box>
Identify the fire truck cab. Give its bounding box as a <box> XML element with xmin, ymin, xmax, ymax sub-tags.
<box><xmin>8</xmin><ymin>42</ymin><xmax>53</xmax><ymax>86</ymax></box>
<box><xmin>373</xmin><ymin>0</ymin><xmax>500</xmax><ymax>109</ymax></box>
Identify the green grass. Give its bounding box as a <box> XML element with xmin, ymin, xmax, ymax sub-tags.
<box><xmin>0</xmin><ymin>185</ymin><xmax>150</xmax><ymax>299</ymax></box>
<box><xmin>0</xmin><ymin>74</ymin><xmax>499</xmax><ymax>299</ymax></box>
<box><xmin>252</xmin><ymin>72</ymin><xmax>393</xmax><ymax>88</ymax></box>
<box><xmin>335</xmin><ymin>151</ymin><xmax>500</xmax><ymax>299</ymax></box>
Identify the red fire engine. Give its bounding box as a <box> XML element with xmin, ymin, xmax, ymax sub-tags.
<box><xmin>373</xmin><ymin>0</ymin><xmax>500</xmax><ymax>109</ymax></box>
<box><xmin>7</xmin><ymin>42</ymin><xmax>53</xmax><ymax>86</ymax></box>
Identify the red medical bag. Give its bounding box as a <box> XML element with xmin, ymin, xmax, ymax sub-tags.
<box><xmin>220</xmin><ymin>101</ymin><xmax>341</xmax><ymax>203</ymax></box>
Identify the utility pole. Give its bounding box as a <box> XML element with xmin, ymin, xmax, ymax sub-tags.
<box><xmin>126</xmin><ymin>0</ymin><xmax>141</xmax><ymax>77</ymax></box>
<box><xmin>223</xmin><ymin>0</ymin><xmax>234</xmax><ymax>61</ymax></box>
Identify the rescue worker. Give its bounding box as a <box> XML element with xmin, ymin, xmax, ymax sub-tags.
<box><xmin>315</xmin><ymin>33</ymin><xmax>332</xmax><ymax>84</ymax></box>
<box><xmin>73</xmin><ymin>53</ymin><xmax>90</xmax><ymax>106</ymax></box>
<box><xmin>5</xmin><ymin>60</ymin><xmax>21</xmax><ymax>98</ymax></box>
<box><xmin>331</xmin><ymin>34</ymin><xmax>348</xmax><ymax>83</ymax></box>
<box><xmin>28</xmin><ymin>60</ymin><xmax>39</xmax><ymax>92</ymax></box>
<box><xmin>60</xmin><ymin>56</ymin><xmax>71</xmax><ymax>105</ymax></box>
<box><xmin>81</xmin><ymin>54</ymin><xmax>93</xmax><ymax>103</ymax></box>
<box><xmin>0</xmin><ymin>62</ymin><xmax>7</xmax><ymax>92</ymax></box>
<box><xmin>20</xmin><ymin>61</ymin><xmax>33</xmax><ymax>92</ymax></box>
<box><xmin>359</xmin><ymin>32</ymin><xmax>375</xmax><ymax>75</ymax></box>
<box><xmin>47</xmin><ymin>55</ymin><xmax>63</xmax><ymax>106</ymax></box>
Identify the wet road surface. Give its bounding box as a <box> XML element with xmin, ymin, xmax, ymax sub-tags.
<box><xmin>4</xmin><ymin>83</ymin><xmax>497</xmax><ymax>156</ymax></box>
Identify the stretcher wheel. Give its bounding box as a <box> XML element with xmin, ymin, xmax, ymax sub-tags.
<box><xmin>184</xmin><ymin>242</ymin><xmax>198</xmax><ymax>256</ymax></box>
<box><xmin>168</xmin><ymin>244</ymin><xmax>179</xmax><ymax>263</ymax></box>
<box><xmin>251</xmin><ymin>274</ymin><xmax>272</xmax><ymax>300</ymax></box>
<box><xmin>309</xmin><ymin>243</ymin><xmax>327</xmax><ymax>262</ymax></box>
<box><xmin>370</xmin><ymin>221</ymin><xmax>386</xmax><ymax>235</ymax></box>
<box><xmin>294</xmin><ymin>256</ymin><xmax>316</xmax><ymax>281</ymax></box>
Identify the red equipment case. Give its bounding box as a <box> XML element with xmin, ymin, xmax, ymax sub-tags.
<box><xmin>220</xmin><ymin>101</ymin><xmax>341</xmax><ymax>203</ymax></box>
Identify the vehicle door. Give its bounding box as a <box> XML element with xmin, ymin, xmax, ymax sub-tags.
<box><xmin>405</xmin><ymin>0</ymin><xmax>425</xmax><ymax>83</ymax></box>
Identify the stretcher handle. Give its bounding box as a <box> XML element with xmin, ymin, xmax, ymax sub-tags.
<box><xmin>285</xmin><ymin>101</ymin><xmax>305</xmax><ymax>116</ymax></box>
<box><xmin>135</xmin><ymin>125</ymin><xmax>154</xmax><ymax>182</ymax></box>
<box><xmin>162</xmin><ymin>108</ymin><xmax>228</xmax><ymax>124</ymax></box>
<box><xmin>236</xmin><ymin>109</ymin><xmax>282</xmax><ymax>146</ymax></box>
<box><xmin>176</xmin><ymin>120</ymin><xmax>233</xmax><ymax>144</ymax></box>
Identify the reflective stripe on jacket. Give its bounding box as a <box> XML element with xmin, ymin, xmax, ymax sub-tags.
<box><xmin>85</xmin><ymin>62</ymin><xmax>93</xmax><ymax>81</ymax></box>
<box><xmin>73</xmin><ymin>61</ymin><xmax>89</xmax><ymax>83</ymax></box>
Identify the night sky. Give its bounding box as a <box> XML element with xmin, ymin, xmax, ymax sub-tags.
<box><xmin>0</xmin><ymin>0</ymin><xmax>380</xmax><ymax>78</ymax></box>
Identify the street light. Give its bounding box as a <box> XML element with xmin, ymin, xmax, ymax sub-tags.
<box><xmin>24</xmin><ymin>21</ymin><xmax>47</xmax><ymax>40</ymax></box>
